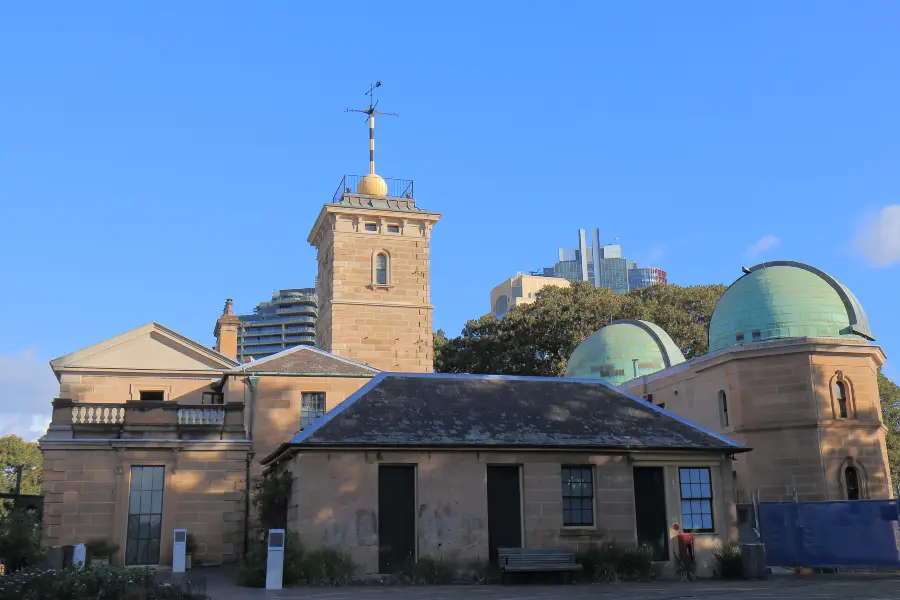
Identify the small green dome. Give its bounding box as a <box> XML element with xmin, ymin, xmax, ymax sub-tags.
<box><xmin>708</xmin><ymin>261</ymin><xmax>874</xmax><ymax>353</ymax></box>
<box><xmin>565</xmin><ymin>319</ymin><xmax>686</xmax><ymax>386</ymax></box>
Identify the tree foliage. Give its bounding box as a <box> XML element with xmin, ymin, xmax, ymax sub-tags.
<box><xmin>435</xmin><ymin>282</ymin><xmax>727</xmax><ymax>376</ymax></box>
<box><xmin>0</xmin><ymin>435</ymin><xmax>42</xmax><ymax>496</ymax></box>
<box><xmin>879</xmin><ymin>370</ymin><xmax>900</xmax><ymax>488</ymax></box>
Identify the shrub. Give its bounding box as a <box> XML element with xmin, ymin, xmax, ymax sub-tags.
<box><xmin>391</xmin><ymin>556</ymin><xmax>457</xmax><ymax>585</ymax></box>
<box><xmin>301</xmin><ymin>548</ymin><xmax>356</xmax><ymax>586</ymax></box>
<box><xmin>576</xmin><ymin>541</ymin><xmax>656</xmax><ymax>582</ymax></box>
<box><xmin>0</xmin><ymin>565</ymin><xmax>201</xmax><ymax>600</ymax></box>
<box><xmin>713</xmin><ymin>541</ymin><xmax>744</xmax><ymax>579</ymax></box>
<box><xmin>0</xmin><ymin>508</ymin><xmax>43</xmax><ymax>573</ymax></box>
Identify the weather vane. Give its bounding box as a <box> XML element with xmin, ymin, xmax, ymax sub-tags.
<box><xmin>345</xmin><ymin>81</ymin><xmax>398</xmax><ymax>176</ymax></box>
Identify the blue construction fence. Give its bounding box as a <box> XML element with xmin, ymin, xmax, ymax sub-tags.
<box><xmin>759</xmin><ymin>499</ymin><xmax>900</xmax><ymax>568</ymax></box>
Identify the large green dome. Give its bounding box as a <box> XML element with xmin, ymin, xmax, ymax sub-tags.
<box><xmin>708</xmin><ymin>261</ymin><xmax>874</xmax><ymax>353</ymax></box>
<box><xmin>565</xmin><ymin>319</ymin><xmax>686</xmax><ymax>386</ymax></box>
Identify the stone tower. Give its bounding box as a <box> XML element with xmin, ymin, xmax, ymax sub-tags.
<box><xmin>308</xmin><ymin>182</ymin><xmax>441</xmax><ymax>372</ymax></box>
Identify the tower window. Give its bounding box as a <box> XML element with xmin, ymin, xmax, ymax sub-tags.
<box><xmin>751</xmin><ymin>331</ymin><xmax>761</xmax><ymax>341</ymax></box>
<box><xmin>735</xmin><ymin>333</ymin><xmax>745</xmax><ymax>342</ymax></box>
<box><xmin>365</xmin><ymin>223</ymin><xmax>377</xmax><ymax>232</ymax></box>
<box><xmin>719</xmin><ymin>390</ymin><xmax>729</xmax><ymax>427</ymax></box>
<box><xmin>375</xmin><ymin>253</ymin><xmax>388</xmax><ymax>285</ymax></box>
<box><xmin>387</xmin><ymin>224</ymin><xmax>400</xmax><ymax>233</ymax></box>
<box><xmin>845</xmin><ymin>466</ymin><xmax>860</xmax><ymax>500</ymax></box>
<box><xmin>835</xmin><ymin>381</ymin><xmax>849</xmax><ymax>419</ymax></box>
<box><xmin>139</xmin><ymin>390</ymin><xmax>165</xmax><ymax>401</ymax></box>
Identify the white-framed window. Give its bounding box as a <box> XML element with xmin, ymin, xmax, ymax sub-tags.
<box><xmin>679</xmin><ymin>467</ymin><xmax>714</xmax><ymax>532</ymax></box>
<box><xmin>561</xmin><ymin>465</ymin><xmax>594</xmax><ymax>526</ymax></box>
<box><xmin>300</xmin><ymin>392</ymin><xmax>326</xmax><ymax>428</ymax></box>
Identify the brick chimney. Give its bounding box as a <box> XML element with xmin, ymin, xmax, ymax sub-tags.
<box><xmin>214</xmin><ymin>298</ymin><xmax>240</xmax><ymax>359</ymax></box>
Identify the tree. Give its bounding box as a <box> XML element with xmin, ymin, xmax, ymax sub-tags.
<box><xmin>0</xmin><ymin>435</ymin><xmax>42</xmax><ymax>497</ymax></box>
<box><xmin>879</xmin><ymin>370</ymin><xmax>900</xmax><ymax>488</ymax></box>
<box><xmin>435</xmin><ymin>282</ymin><xmax>727</xmax><ymax>376</ymax></box>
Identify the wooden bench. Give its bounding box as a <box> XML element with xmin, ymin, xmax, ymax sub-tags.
<box><xmin>497</xmin><ymin>547</ymin><xmax>582</xmax><ymax>584</ymax></box>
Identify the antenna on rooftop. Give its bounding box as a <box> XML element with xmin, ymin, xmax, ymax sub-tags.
<box><xmin>345</xmin><ymin>81</ymin><xmax>398</xmax><ymax>176</ymax></box>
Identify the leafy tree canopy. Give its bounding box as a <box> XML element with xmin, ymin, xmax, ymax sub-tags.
<box><xmin>435</xmin><ymin>282</ymin><xmax>727</xmax><ymax>376</ymax></box>
<box><xmin>0</xmin><ymin>435</ymin><xmax>42</xmax><ymax>496</ymax></box>
<box><xmin>879</xmin><ymin>370</ymin><xmax>900</xmax><ymax>488</ymax></box>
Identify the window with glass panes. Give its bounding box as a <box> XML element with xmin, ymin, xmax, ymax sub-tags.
<box><xmin>126</xmin><ymin>466</ymin><xmax>165</xmax><ymax>565</ymax></box>
<box><xmin>300</xmin><ymin>392</ymin><xmax>326</xmax><ymax>428</ymax></box>
<box><xmin>679</xmin><ymin>467</ymin><xmax>714</xmax><ymax>532</ymax></box>
<box><xmin>561</xmin><ymin>466</ymin><xmax>594</xmax><ymax>526</ymax></box>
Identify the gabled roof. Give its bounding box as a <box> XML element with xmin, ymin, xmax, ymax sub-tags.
<box><xmin>289</xmin><ymin>373</ymin><xmax>746</xmax><ymax>452</ymax></box>
<box><xmin>228</xmin><ymin>345</ymin><xmax>379</xmax><ymax>376</ymax></box>
<box><xmin>50</xmin><ymin>322</ymin><xmax>239</xmax><ymax>375</ymax></box>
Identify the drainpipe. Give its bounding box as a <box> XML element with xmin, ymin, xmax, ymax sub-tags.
<box><xmin>242</xmin><ymin>376</ymin><xmax>260</xmax><ymax>557</ymax></box>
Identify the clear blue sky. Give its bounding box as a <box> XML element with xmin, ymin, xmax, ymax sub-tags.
<box><xmin>2</xmin><ymin>2</ymin><xmax>899</xmax><ymax>436</ymax></box>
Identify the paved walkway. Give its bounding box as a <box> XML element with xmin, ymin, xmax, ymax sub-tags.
<box><xmin>204</xmin><ymin>573</ymin><xmax>900</xmax><ymax>600</ymax></box>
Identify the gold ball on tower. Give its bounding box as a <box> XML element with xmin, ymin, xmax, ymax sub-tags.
<box><xmin>357</xmin><ymin>173</ymin><xmax>388</xmax><ymax>196</ymax></box>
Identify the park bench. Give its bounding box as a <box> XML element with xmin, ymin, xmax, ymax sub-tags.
<box><xmin>497</xmin><ymin>547</ymin><xmax>582</xmax><ymax>584</ymax></box>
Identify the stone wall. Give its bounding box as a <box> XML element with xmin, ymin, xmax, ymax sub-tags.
<box><xmin>286</xmin><ymin>449</ymin><xmax>735</xmax><ymax>575</ymax></box>
<box><xmin>310</xmin><ymin>205</ymin><xmax>439</xmax><ymax>373</ymax></box>
<box><xmin>40</xmin><ymin>442</ymin><xmax>249</xmax><ymax>567</ymax></box>
<box><xmin>623</xmin><ymin>339</ymin><xmax>892</xmax><ymax>502</ymax></box>
<box><xmin>58</xmin><ymin>373</ymin><xmax>218</xmax><ymax>404</ymax></box>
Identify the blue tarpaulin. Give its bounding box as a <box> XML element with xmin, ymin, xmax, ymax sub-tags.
<box><xmin>759</xmin><ymin>500</ymin><xmax>900</xmax><ymax>568</ymax></box>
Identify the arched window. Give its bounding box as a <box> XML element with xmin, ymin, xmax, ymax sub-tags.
<box><xmin>835</xmin><ymin>381</ymin><xmax>848</xmax><ymax>419</ymax></box>
<box><xmin>375</xmin><ymin>253</ymin><xmax>388</xmax><ymax>285</ymax></box>
<box><xmin>845</xmin><ymin>466</ymin><xmax>860</xmax><ymax>500</ymax></box>
<box><xmin>719</xmin><ymin>390</ymin><xmax>730</xmax><ymax>427</ymax></box>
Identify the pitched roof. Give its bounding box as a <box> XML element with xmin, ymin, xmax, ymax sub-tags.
<box><xmin>229</xmin><ymin>345</ymin><xmax>379</xmax><ymax>376</ymax></box>
<box><xmin>290</xmin><ymin>373</ymin><xmax>746</xmax><ymax>452</ymax></box>
<box><xmin>50</xmin><ymin>322</ymin><xmax>239</xmax><ymax>373</ymax></box>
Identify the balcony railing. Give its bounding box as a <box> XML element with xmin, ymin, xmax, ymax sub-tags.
<box><xmin>49</xmin><ymin>399</ymin><xmax>245</xmax><ymax>440</ymax></box>
<box><xmin>332</xmin><ymin>175</ymin><xmax>414</xmax><ymax>203</ymax></box>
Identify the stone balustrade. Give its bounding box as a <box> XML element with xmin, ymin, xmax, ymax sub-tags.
<box><xmin>47</xmin><ymin>398</ymin><xmax>246</xmax><ymax>440</ymax></box>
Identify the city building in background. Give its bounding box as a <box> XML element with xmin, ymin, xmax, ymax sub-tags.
<box><xmin>491</xmin><ymin>274</ymin><xmax>570</xmax><ymax>319</ymax></box>
<box><xmin>237</xmin><ymin>288</ymin><xmax>318</xmax><ymax>361</ymax></box>
<box><xmin>547</xmin><ymin>228</ymin><xmax>666</xmax><ymax>294</ymax></box>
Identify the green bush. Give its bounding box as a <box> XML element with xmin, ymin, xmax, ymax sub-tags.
<box><xmin>713</xmin><ymin>541</ymin><xmax>744</xmax><ymax>579</ymax></box>
<box><xmin>237</xmin><ymin>536</ymin><xmax>356</xmax><ymax>587</ymax></box>
<box><xmin>301</xmin><ymin>548</ymin><xmax>356</xmax><ymax>586</ymax></box>
<box><xmin>0</xmin><ymin>508</ymin><xmax>43</xmax><ymax>573</ymax></box>
<box><xmin>0</xmin><ymin>565</ymin><xmax>201</xmax><ymax>600</ymax></box>
<box><xmin>391</xmin><ymin>556</ymin><xmax>457</xmax><ymax>584</ymax></box>
<box><xmin>576</xmin><ymin>541</ymin><xmax>656</xmax><ymax>582</ymax></box>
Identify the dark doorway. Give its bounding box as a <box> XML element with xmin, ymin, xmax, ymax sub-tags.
<box><xmin>378</xmin><ymin>465</ymin><xmax>416</xmax><ymax>573</ymax></box>
<box><xmin>633</xmin><ymin>466</ymin><xmax>669</xmax><ymax>561</ymax></box>
<box><xmin>487</xmin><ymin>465</ymin><xmax>522</xmax><ymax>564</ymax></box>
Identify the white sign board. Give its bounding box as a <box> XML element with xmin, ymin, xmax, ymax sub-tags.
<box><xmin>72</xmin><ymin>543</ymin><xmax>86</xmax><ymax>568</ymax></box>
<box><xmin>173</xmin><ymin>528</ymin><xmax>187</xmax><ymax>573</ymax></box>
<box><xmin>266</xmin><ymin>529</ymin><xmax>285</xmax><ymax>590</ymax></box>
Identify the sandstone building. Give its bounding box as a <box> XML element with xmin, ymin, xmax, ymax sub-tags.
<box><xmin>566</xmin><ymin>261</ymin><xmax>893</xmax><ymax>505</ymax></box>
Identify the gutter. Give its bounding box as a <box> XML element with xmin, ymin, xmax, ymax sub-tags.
<box><xmin>242</xmin><ymin>375</ymin><xmax>260</xmax><ymax>557</ymax></box>
<box><xmin>225</xmin><ymin>371</ymin><xmax>376</xmax><ymax>378</ymax></box>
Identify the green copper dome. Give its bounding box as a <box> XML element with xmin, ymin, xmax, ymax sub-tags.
<box><xmin>565</xmin><ymin>319</ymin><xmax>686</xmax><ymax>386</ymax></box>
<box><xmin>708</xmin><ymin>261</ymin><xmax>874</xmax><ymax>353</ymax></box>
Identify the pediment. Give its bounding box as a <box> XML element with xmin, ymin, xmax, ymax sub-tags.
<box><xmin>51</xmin><ymin>322</ymin><xmax>238</xmax><ymax>373</ymax></box>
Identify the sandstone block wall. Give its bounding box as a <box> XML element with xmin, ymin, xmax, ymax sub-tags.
<box><xmin>58</xmin><ymin>373</ymin><xmax>219</xmax><ymax>404</ymax></box>
<box><xmin>624</xmin><ymin>340</ymin><xmax>892</xmax><ymax>502</ymax></box>
<box><xmin>312</xmin><ymin>208</ymin><xmax>437</xmax><ymax>373</ymax></box>
<box><xmin>40</xmin><ymin>444</ymin><xmax>248</xmax><ymax>567</ymax></box>
<box><xmin>286</xmin><ymin>449</ymin><xmax>734</xmax><ymax>575</ymax></box>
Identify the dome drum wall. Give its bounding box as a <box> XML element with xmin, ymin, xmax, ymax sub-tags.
<box><xmin>708</xmin><ymin>261</ymin><xmax>875</xmax><ymax>354</ymax></box>
<box><xmin>565</xmin><ymin>319</ymin><xmax>686</xmax><ymax>387</ymax></box>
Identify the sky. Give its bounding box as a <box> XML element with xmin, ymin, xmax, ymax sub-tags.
<box><xmin>2</xmin><ymin>2</ymin><xmax>899</xmax><ymax>439</ymax></box>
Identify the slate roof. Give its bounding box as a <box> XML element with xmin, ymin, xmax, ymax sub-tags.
<box><xmin>289</xmin><ymin>373</ymin><xmax>746</xmax><ymax>452</ymax></box>
<box><xmin>228</xmin><ymin>345</ymin><xmax>379</xmax><ymax>376</ymax></box>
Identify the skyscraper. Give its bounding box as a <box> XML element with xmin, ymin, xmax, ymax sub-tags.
<box><xmin>546</xmin><ymin>228</ymin><xmax>666</xmax><ymax>293</ymax></box>
<box><xmin>237</xmin><ymin>288</ymin><xmax>318</xmax><ymax>361</ymax></box>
